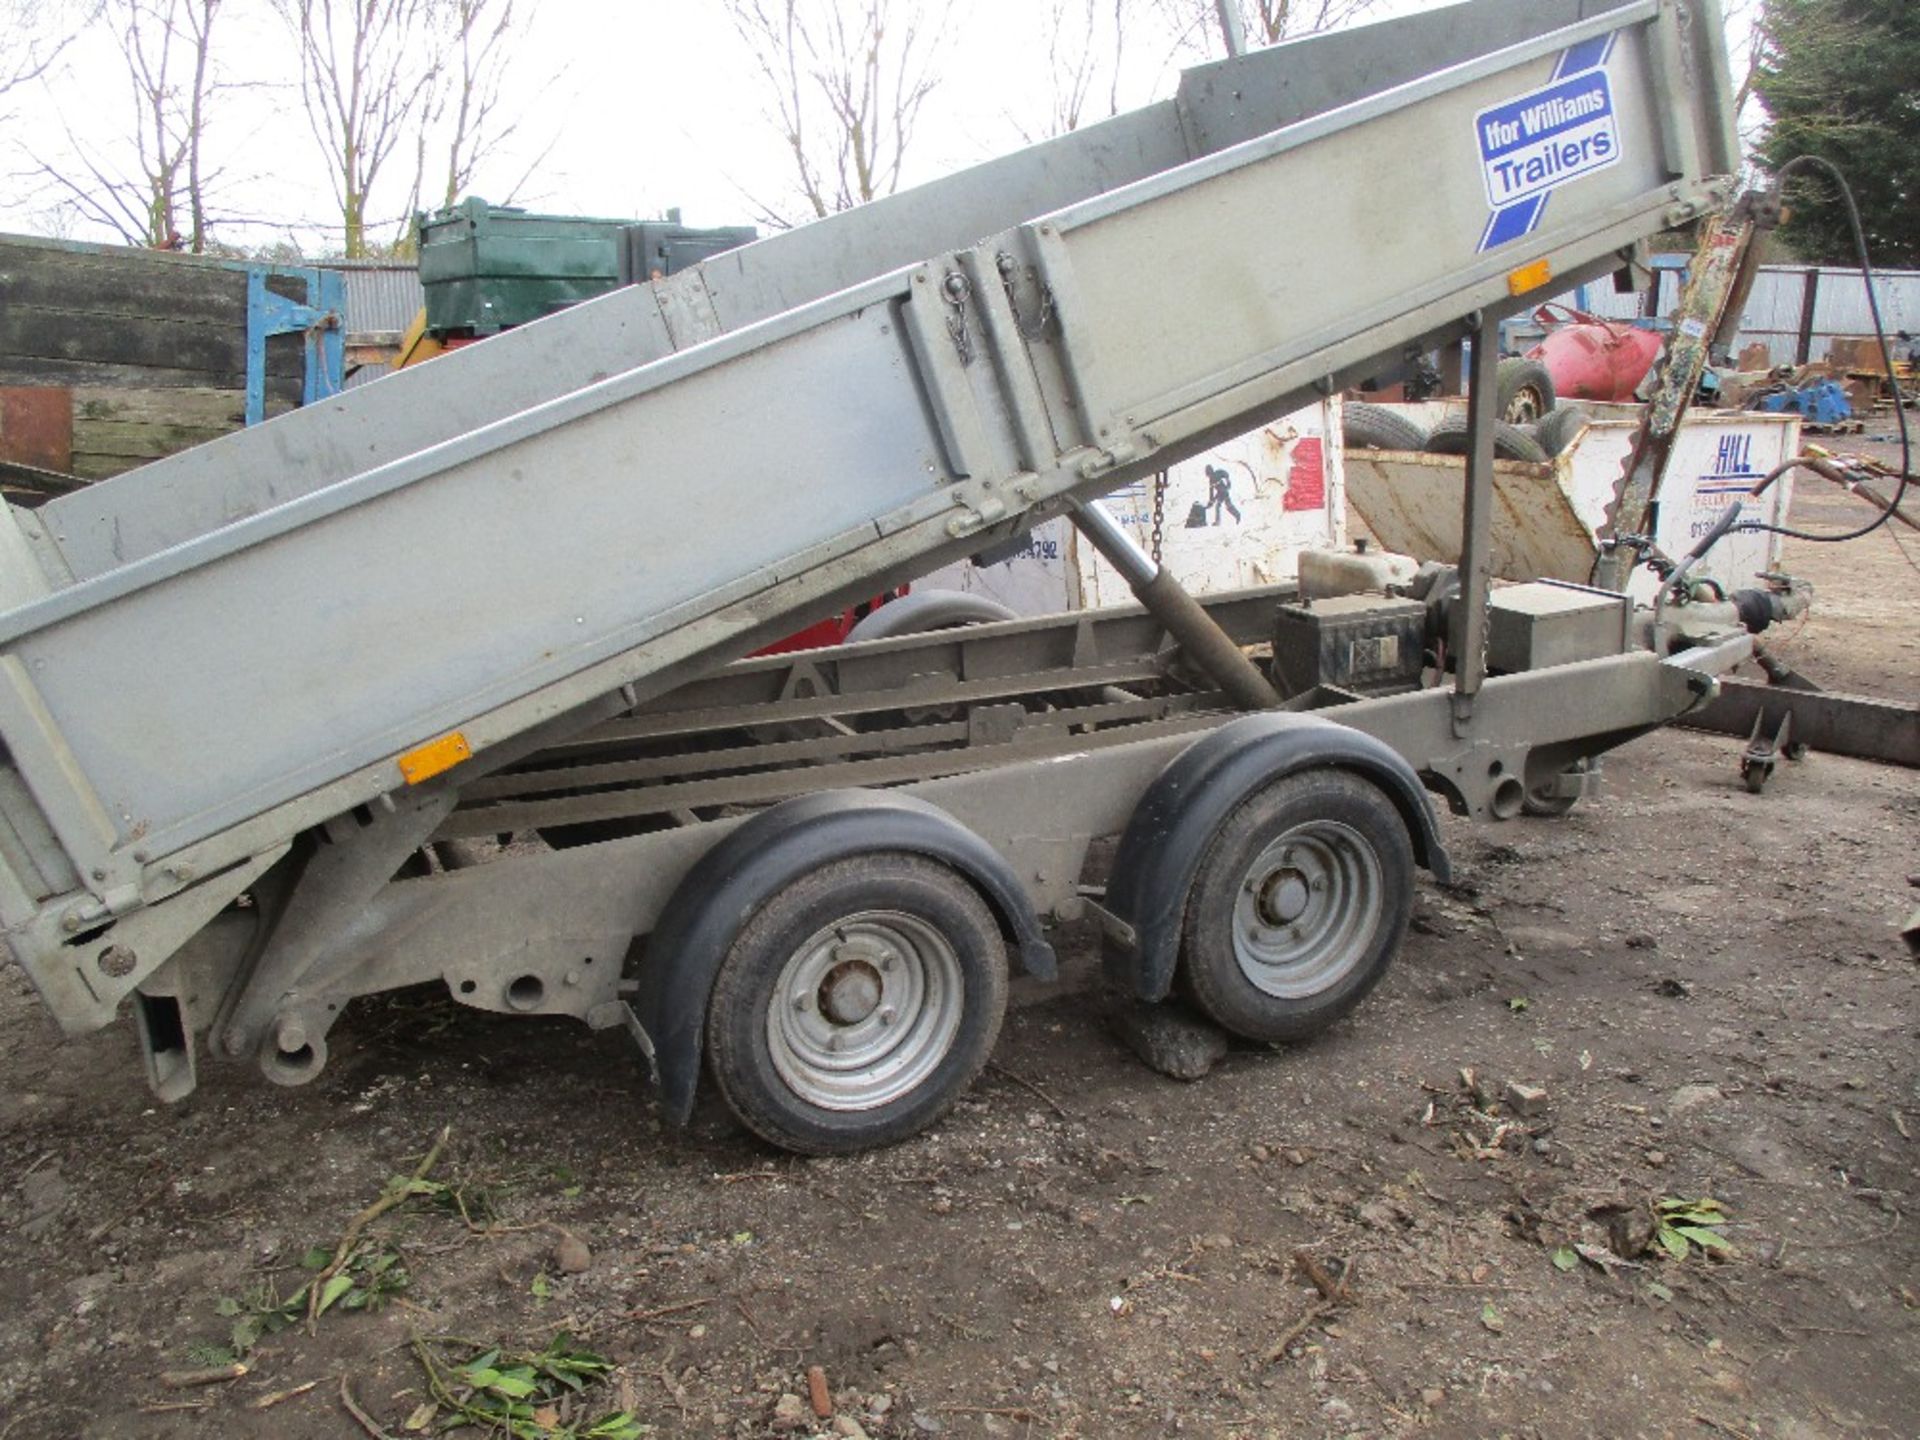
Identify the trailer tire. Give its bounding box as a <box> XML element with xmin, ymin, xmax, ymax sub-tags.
<box><xmin>1496</xmin><ymin>357</ymin><xmax>1556</xmax><ymax>424</ymax></box>
<box><xmin>1423</xmin><ymin>416</ymin><xmax>1550</xmax><ymax>464</ymax></box>
<box><xmin>845</xmin><ymin>589</ymin><xmax>1016</xmax><ymax>642</ymax></box>
<box><xmin>1342</xmin><ymin>402</ymin><xmax>1429</xmax><ymax>452</ymax></box>
<box><xmin>704</xmin><ymin>853</ymin><xmax>1009</xmax><ymax>1155</ymax></box>
<box><xmin>1178</xmin><ymin>769</ymin><xmax>1413</xmax><ymax>1043</ymax></box>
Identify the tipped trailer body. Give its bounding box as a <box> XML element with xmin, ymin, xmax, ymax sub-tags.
<box><xmin>0</xmin><ymin>0</ymin><xmax>1759</xmax><ymax>1151</ymax></box>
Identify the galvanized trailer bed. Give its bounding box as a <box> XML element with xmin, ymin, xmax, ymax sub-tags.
<box><xmin>0</xmin><ymin>0</ymin><xmax>1753</xmax><ymax>1150</ymax></box>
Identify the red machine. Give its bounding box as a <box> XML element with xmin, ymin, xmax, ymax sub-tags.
<box><xmin>1524</xmin><ymin>303</ymin><xmax>1664</xmax><ymax>403</ymax></box>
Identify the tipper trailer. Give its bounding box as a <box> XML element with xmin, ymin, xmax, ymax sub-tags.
<box><xmin>0</xmin><ymin>0</ymin><xmax>1779</xmax><ymax>1152</ymax></box>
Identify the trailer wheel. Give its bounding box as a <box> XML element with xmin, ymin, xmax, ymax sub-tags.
<box><xmin>704</xmin><ymin>853</ymin><xmax>1009</xmax><ymax>1154</ymax></box>
<box><xmin>1178</xmin><ymin>770</ymin><xmax>1413</xmax><ymax>1043</ymax></box>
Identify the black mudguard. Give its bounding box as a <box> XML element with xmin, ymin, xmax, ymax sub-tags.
<box><xmin>1102</xmin><ymin>713</ymin><xmax>1451</xmax><ymax>1002</ymax></box>
<box><xmin>633</xmin><ymin>789</ymin><xmax>1056</xmax><ymax>1124</ymax></box>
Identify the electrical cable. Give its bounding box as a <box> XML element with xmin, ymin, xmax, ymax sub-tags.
<box><xmin>1733</xmin><ymin>155</ymin><xmax>1912</xmax><ymax>544</ymax></box>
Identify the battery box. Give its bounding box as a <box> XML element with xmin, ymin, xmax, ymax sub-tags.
<box><xmin>1271</xmin><ymin>595</ymin><xmax>1427</xmax><ymax>696</ymax></box>
<box><xmin>1486</xmin><ymin>582</ymin><xmax>1631</xmax><ymax>672</ymax></box>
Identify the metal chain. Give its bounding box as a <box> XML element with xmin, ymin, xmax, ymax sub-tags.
<box><xmin>1150</xmin><ymin>471</ymin><xmax>1167</xmax><ymax>565</ymax></box>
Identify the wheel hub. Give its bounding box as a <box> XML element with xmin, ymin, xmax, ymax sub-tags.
<box><xmin>1257</xmin><ymin>868</ymin><xmax>1312</xmax><ymax>926</ymax></box>
<box><xmin>767</xmin><ymin>912</ymin><xmax>964</xmax><ymax>1111</ymax></box>
<box><xmin>819</xmin><ymin>954</ymin><xmax>885</xmax><ymax>1024</ymax></box>
<box><xmin>1231</xmin><ymin>821</ymin><xmax>1383</xmax><ymax>1000</ymax></box>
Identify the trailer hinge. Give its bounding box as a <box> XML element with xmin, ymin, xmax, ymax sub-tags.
<box><xmin>947</xmin><ymin>490</ymin><xmax>1010</xmax><ymax>537</ymax></box>
<box><xmin>1078</xmin><ymin>439</ymin><xmax>1141</xmax><ymax>477</ymax></box>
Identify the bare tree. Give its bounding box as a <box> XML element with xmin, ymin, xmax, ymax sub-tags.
<box><xmin>0</xmin><ymin>0</ymin><xmax>97</xmax><ymax>107</ymax></box>
<box><xmin>274</xmin><ymin>0</ymin><xmax>553</xmax><ymax>254</ymax></box>
<box><xmin>1722</xmin><ymin>0</ymin><xmax>1763</xmax><ymax>116</ymax></box>
<box><xmin>1159</xmin><ymin>0</ymin><xmax>1382</xmax><ymax>56</ymax></box>
<box><xmin>431</xmin><ymin>0</ymin><xmax>557</xmax><ymax>212</ymax></box>
<box><xmin>1023</xmin><ymin>0</ymin><xmax>1134</xmax><ymax>140</ymax></box>
<box><xmin>274</xmin><ymin>0</ymin><xmax>447</xmax><ymax>257</ymax></box>
<box><xmin>30</xmin><ymin>0</ymin><xmax>226</xmax><ymax>250</ymax></box>
<box><xmin>722</xmin><ymin>0</ymin><xmax>956</xmax><ymax>225</ymax></box>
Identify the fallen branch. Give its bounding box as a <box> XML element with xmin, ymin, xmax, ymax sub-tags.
<box><xmin>656</xmin><ymin>1360</ymin><xmax>691</xmax><ymax>1419</ymax></box>
<box><xmin>1692</xmin><ymin>1412</ymin><xmax>1761</xmax><ymax>1440</ymax></box>
<box><xmin>1293</xmin><ymin>1248</ymin><xmax>1347</xmax><ymax>1301</ymax></box>
<box><xmin>158</xmin><ymin>1363</ymin><xmax>248</xmax><ymax>1389</ymax></box>
<box><xmin>988</xmin><ymin>1062</ymin><xmax>1076</xmax><ymax>1120</ymax></box>
<box><xmin>1264</xmin><ymin>1251</ymin><xmax>1357</xmax><ymax>1362</ymax></box>
<box><xmin>734</xmin><ymin>1294</ymin><xmax>766</xmax><ymax>1343</ymax></box>
<box><xmin>251</xmin><ymin>1378</ymin><xmax>322</xmax><ymax>1410</ymax></box>
<box><xmin>339</xmin><ymin>1376</ymin><xmax>392</xmax><ymax>1440</ymax></box>
<box><xmin>1783</xmin><ymin>1324</ymin><xmax>1872</xmax><ymax>1338</ymax></box>
<box><xmin>309</xmin><ymin>1126</ymin><xmax>451</xmax><ymax>1331</ymax></box>
<box><xmin>1264</xmin><ymin>1300</ymin><xmax>1339</xmax><ymax>1363</ymax></box>
<box><xmin>88</xmin><ymin>1178</ymin><xmax>171</xmax><ymax>1243</ymax></box>
<box><xmin>624</xmin><ymin>1297</ymin><xmax>715</xmax><ymax>1323</ymax></box>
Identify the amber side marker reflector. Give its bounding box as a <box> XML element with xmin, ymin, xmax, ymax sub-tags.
<box><xmin>1507</xmin><ymin>258</ymin><xmax>1552</xmax><ymax>297</ymax></box>
<box><xmin>398</xmin><ymin>731</ymin><xmax>472</xmax><ymax>785</ymax></box>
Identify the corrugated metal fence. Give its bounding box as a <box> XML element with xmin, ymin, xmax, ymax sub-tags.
<box><xmin>1557</xmin><ymin>262</ymin><xmax>1920</xmax><ymax>367</ymax></box>
<box><xmin>334</xmin><ymin>261</ymin><xmax>424</xmax><ymax>340</ymax></box>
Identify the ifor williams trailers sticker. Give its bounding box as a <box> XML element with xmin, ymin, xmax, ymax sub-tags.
<box><xmin>1475</xmin><ymin>34</ymin><xmax>1620</xmax><ymax>253</ymax></box>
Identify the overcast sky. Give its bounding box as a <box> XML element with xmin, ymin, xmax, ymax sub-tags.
<box><xmin>1</xmin><ymin>0</ymin><xmax>1753</xmax><ymax>254</ymax></box>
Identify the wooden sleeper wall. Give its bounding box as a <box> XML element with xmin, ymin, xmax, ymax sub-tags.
<box><xmin>0</xmin><ymin>235</ymin><xmax>306</xmax><ymax>481</ymax></box>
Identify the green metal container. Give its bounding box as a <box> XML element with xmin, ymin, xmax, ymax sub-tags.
<box><xmin>416</xmin><ymin>197</ymin><xmax>756</xmax><ymax>336</ymax></box>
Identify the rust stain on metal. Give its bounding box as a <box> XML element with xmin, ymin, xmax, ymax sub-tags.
<box><xmin>0</xmin><ymin>387</ymin><xmax>74</xmax><ymax>473</ymax></box>
<box><xmin>1344</xmin><ymin>449</ymin><xmax>1592</xmax><ymax>583</ymax></box>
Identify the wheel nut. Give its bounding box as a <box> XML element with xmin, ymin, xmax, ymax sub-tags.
<box><xmin>880</xmin><ymin>1007</ymin><xmax>897</xmax><ymax>1026</ymax></box>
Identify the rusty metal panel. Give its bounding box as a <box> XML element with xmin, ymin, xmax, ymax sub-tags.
<box><xmin>1347</xmin><ymin>406</ymin><xmax>1800</xmax><ymax>600</ymax></box>
<box><xmin>0</xmin><ymin>387</ymin><xmax>73</xmax><ymax>473</ymax></box>
<box><xmin>1346</xmin><ymin>449</ymin><xmax>1596</xmax><ymax>580</ymax></box>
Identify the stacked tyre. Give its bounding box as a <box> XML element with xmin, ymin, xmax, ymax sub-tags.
<box><xmin>1344</xmin><ymin>359</ymin><xmax>1580</xmax><ymax>464</ymax></box>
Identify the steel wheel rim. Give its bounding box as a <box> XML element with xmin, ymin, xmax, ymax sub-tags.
<box><xmin>766</xmin><ymin>910</ymin><xmax>964</xmax><ymax>1111</ymax></box>
<box><xmin>1505</xmin><ymin>389</ymin><xmax>1544</xmax><ymax>424</ymax></box>
<box><xmin>1230</xmin><ymin>820</ymin><xmax>1383</xmax><ymax>999</ymax></box>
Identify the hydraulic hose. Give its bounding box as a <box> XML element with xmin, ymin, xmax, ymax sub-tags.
<box><xmin>1733</xmin><ymin>155</ymin><xmax>1912</xmax><ymax>545</ymax></box>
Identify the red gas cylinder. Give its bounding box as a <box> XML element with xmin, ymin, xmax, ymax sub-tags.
<box><xmin>1524</xmin><ymin>304</ymin><xmax>1663</xmax><ymax>403</ymax></box>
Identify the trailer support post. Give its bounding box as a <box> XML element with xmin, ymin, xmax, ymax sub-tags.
<box><xmin>1450</xmin><ymin>315</ymin><xmax>1499</xmax><ymax>734</ymax></box>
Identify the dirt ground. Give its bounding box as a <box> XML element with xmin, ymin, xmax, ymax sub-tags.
<box><xmin>1</xmin><ymin>451</ymin><xmax>1915</xmax><ymax>1440</ymax></box>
